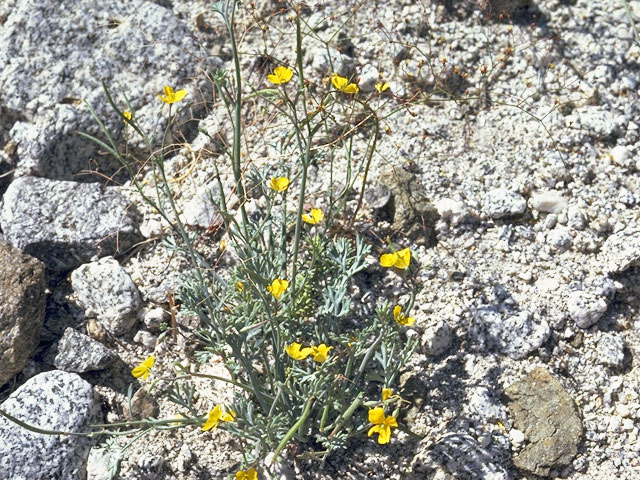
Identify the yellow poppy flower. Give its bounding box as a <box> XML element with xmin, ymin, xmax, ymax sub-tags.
<box><xmin>285</xmin><ymin>342</ymin><xmax>314</xmax><ymax>360</ymax></box>
<box><xmin>158</xmin><ymin>85</ymin><xmax>187</xmax><ymax>104</ymax></box>
<box><xmin>236</xmin><ymin>467</ymin><xmax>258</xmax><ymax>480</ymax></box>
<box><xmin>375</xmin><ymin>82</ymin><xmax>390</xmax><ymax>93</ymax></box>
<box><xmin>330</xmin><ymin>73</ymin><xmax>359</xmax><ymax>94</ymax></box>
<box><xmin>267</xmin><ymin>66</ymin><xmax>294</xmax><ymax>85</ymax></box>
<box><xmin>131</xmin><ymin>355</ymin><xmax>155</xmax><ymax>381</ymax></box>
<box><xmin>267</xmin><ymin>278</ymin><xmax>289</xmax><ymax>300</ymax></box>
<box><xmin>302</xmin><ymin>208</ymin><xmax>324</xmax><ymax>225</ymax></box>
<box><xmin>235</xmin><ymin>281</ymin><xmax>245</xmax><ymax>292</ymax></box>
<box><xmin>269</xmin><ymin>176</ymin><xmax>290</xmax><ymax>192</ymax></box>
<box><xmin>311</xmin><ymin>344</ymin><xmax>333</xmax><ymax>363</ymax></box>
<box><xmin>122</xmin><ymin>110</ymin><xmax>132</xmax><ymax>121</ymax></box>
<box><xmin>202</xmin><ymin>404</ymin><xmax>235</xmax><ymax>431</ymax></box>
<box><xmin>382</xmin><ymin>388</ymin><xmax>393</xmax><ymax>401</ymax></box>
<box><xmin>379</xmin><ymin>247</ymin><xmax>411</xmax><ymax>269</ymax></box>
<box><xmin>367</xmin><ymin>407</ymin><xmax>398</xmax><ymax>444</ymax></box>
<box><xmin>393</xmin><ymin>305</ymin><xmax>415</xmax><ymax>326</ymax></box>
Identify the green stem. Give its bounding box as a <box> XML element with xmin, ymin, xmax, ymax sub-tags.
<box><xmin>227</xmin><ymin>1</ymin><xmax>250</xmax><ymax>237</ymax></box>
<box><xmin>270</xmin><ymin>396</ymin><xmax>315</xmax><ymax>465</ymax></box>
<box><xmin>347</xmin><ymin>106</ymin><xmax>379</xmax><ymax>229</ymax></box>
<box><xmin>327</xmin><ymin>392</ymin><xmax>364</xmax><ymax>437</ymax></box>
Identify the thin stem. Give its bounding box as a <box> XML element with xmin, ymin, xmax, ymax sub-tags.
<box><xmin>270</xmin><ymin>396</ymin><xmax>315</xmax><ymax>465</ymax></box>
<box><xmin>227</xmin><ymin>1</ymin><xmax>250</xmax><ymax>237</ymax></box>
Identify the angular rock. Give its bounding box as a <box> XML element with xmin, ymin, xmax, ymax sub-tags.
<box><xmin>71</xmin><ymin>257</ymin><xmax>141</xmax><ymax>335</ymax></box>
<box><xmin>482</xmin><ymin>189</ymin><xmax>527</xmax><ymax>219</ymax></box>
<box><xmin>0</xmin><ymin>177</ymin><xmax>141</xmax><ymax>271</ymax></box>
<box><xmin>547</xmin><ymin>227</ymin><xmax>573</xmax><ymax>252</ymax></box>
<box><xmin>48</xmin><ymin>327</ymin><xmax>116</xmax><ymax>373</ymax></box>
<box><xmin>505</xmin><ymin>367</ymin><xmax>583</xmax><ymax>477</ymax></box>
<box><xmin>600</xmin><ymin>228</ymin><xmax>640</xmax><ymax>274</ymax></box>
<box><xmin>530</xmin><ymin>191</ymin><xmax>568</xmax><ymax>214</ymax></box>
<box><xmin>379</xmin><ymin>163</ymin><xmax>438</xmax><ymax>245</ymax></box>
<box><xmin>421</xmin><ymin>319</ymin><xmax>453</xmax><ymax>356</ymax></box>
<box><xmin>0</xmin><ymin>0</ymin><xmax>210</xmax><ymax>181</ymax></box>
<box><xmin>435</xmin><ymin>197</ymin><xmax>468</xmax><ymax>226</ymax></box>
<box><xmin>597</xmin><ymin>333</ymin><xmax>625</xmax><ymax>369</ymax></box>
<box><xmin>181</xmin><ymin>183</ymin><xmax>222</xmax><ymax>228</ymax></box>
<box><xmin>126</xmin><ymin>387</ymin><xmax>159</xmax><ymax>420</ymax></box>
<box><xmin>470</xmin><ymin>307</ymin><xmax>549</xmax><ymax>359</ymax></box>
<box><xmin>567</xmin><ymin>290</ymin><xmax>608</xmax><ymax>329</ymax></box>
<box><xmin>0</xmin><ymin>241</ymin><xmax>46</xmax><ymax>387</ymax></box>
<box><xmin>0</xmin><ymin>370</ymin><xmax>102</xmax><ymax>480</ymax></box>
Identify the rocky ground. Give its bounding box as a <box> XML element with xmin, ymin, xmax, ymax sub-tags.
<box><xmin>1</xmin><ymin>0</ymin><xmax>640</xmax><ymax>479</ymax></box>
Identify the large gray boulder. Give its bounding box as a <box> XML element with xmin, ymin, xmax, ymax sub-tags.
<box><xmin>0</xmin><ymin>0</ymin><xmax>213</xmax><ymax>181</ymax></box>
<box><xmin>0</xmin><ymin>370</ymin><xmax>102</xmax><ymax>480</ymax></box>
<box><xmin>0</xmin><ymin>177</ymin><xmax>141</xmax><ymax>270</ymax></box>
<box><xmin>0</xmin><ymin>241</ymin><xmax>46</xmax><ymax>387</ymax></box>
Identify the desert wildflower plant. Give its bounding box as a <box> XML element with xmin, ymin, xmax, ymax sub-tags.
<box><xmin>13</xmin><ymin>1</ymin><xmax>422</xmax><ymax>477</ymax></box>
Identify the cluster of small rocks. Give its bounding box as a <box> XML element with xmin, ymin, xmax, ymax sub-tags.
<box><xmin>1</xmin><ymin>0</ymin><xmax>640</xmax><ymax>479</ymax></box>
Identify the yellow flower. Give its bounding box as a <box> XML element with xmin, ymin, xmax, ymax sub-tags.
<box><xmin>393</xmin><ymin>305</ymin><xmax>415</xmax><ymax>326</ymax></box>
<box><xmin>311</xmin><ymin>344</ymin><xmax>333</xmax><ymax>363</ymax></box>
<box><xmin>267</xmin><ymin>66</ymin><xmax>294</xmax><ymax>85</ymax></box>
<box><xmin>236</xmin><ymin>467</ymin><xmax>258</xmax><ymax>480</ymax></box>
<box><xmin>382</xmin><ymin>388</ymin><xmax>393</xmax><ymax>401</ymax></box>
<box><xmin>158</xmin><ymin>85</ymin><xmax>187</xmax><ymax>104</ymax></box>
<box><xmin>122</xmin><ymin>110</ymin><xmax>132</xmax><ymax>121</ymax></box>
<box><xmin>330</xmin><ymin>73</ymin><xmax>359</xmax><ymax>94</ymax></box>
<box><xmin>269</xmin><ymin>176</ymin><xmax>290</xmax><ymax>192</ymax></box>
<box><xmin>131</xmin><ymin>355</ymin><xmax>155</xmax><ymax>381</ymax></box>
<box><xmin>375</xmin><ymin>82</ymin><xmax>390</xmax><ymax>93</ymax></box>
<box><xmin>379</xmin><ymin>247</ymin><xmax>411</xmax><ymax>269</ymax></box>
<box><xmin>235</xmin><ymin>281</ymin><xmax>245</xmax><ymax>292</ymax></box>
<box><xmin>267</xmin><ymin>278</ymin><xmax>289</xmax><ymax>300</ymax></box>
<box><xmin>219</xmin><ymin>239</ymin><xmax>226</xmax><ymax>251</ymax></box>
<box><xmin>367</xmin><ymin>407</ymin><xmax>398</xmax><ymax>444</ymax></box>
<box><xmin>202</xmin><ymin>404</ymin><xmax>235</xmax><ymax>431</ymax></box>
<box><xmin>302</xmin><ymin>208</ymin><xmax>324</xmax><ymax>225</ymax></box>
<box><xmin>285</xmin><ymin>342</ymin><xmax>314</xmax><ymax>360</ymax></box>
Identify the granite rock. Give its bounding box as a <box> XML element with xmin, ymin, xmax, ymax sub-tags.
<box><xmin>0</xmin><ymin>177</ymin><xmax>141</xmax><ymax>271</ymax></box>
<box><xmin>0</xmin><ymin>0</ymin><xmax>210</xmax><ymax>181</ymax></box>
<box><xmin>48</xmin><ymin>327</ymin><xmax>117</xmax><ymax>373</ymax></box>
<box><xmin>0</xmin><ymin>241</ymin><xmax>46</xmax><ymax>387</ymax></box>
<box><xmin>599</xmin><ymin>228</ymin><xmax>640</xmax><ymax>274</ymax></box>
<box><xmin>470</xmin><ymin>307</ymin><xmax>550</xmax><ymax>359</ymax></box>
<box><xmin>0</xmin><ymin>370</ymin><xmax>102</xmax><ymax>480</ymax></box>
<box><xmin>71</xmin><ymin>257</ymin><xmax>141</xmax><ymax>335</ymax></box>
<box><xmin>482</xmin><ymin>189</ymin><xmax>527</xmax><ymax>219</ymax></box>
<box><xmin>567</xmin><ymin>290</ymin><xmax>609</xmax><ymax>329</ymax></box>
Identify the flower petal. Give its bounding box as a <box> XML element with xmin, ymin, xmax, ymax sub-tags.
<box><xmin>173</xmin><ymin>89</ymin><xmax>187</xmax><ymax>102</ymax></box>
<box><xmin>376</xmin><ymin>425</ymin><xmax>392</xmax><ymax>444</ymax></box>
<box><xmin>368</xmin><ymin>407</ymin><xmax>386</xmax><ymax>425</ymax></box>
<box><xmin>343</xmin><ymin>83</ymin><xmax>359</xmax><ymax>94</ymax></box>
<box><xmin>331</xmin><ymin>74</ymin><xmax>348</xmax><ymax>90</ymax></box>
<box><xmin>380</xmin><ymin>252</ymin><xmax>397</xmax><ymax>268</ymax></box>
<box><xmin>394</xmin><ymin>248</ymin><xmax>411</xmax><ymax>269</ymax></box>
<box><xmin>382</xmin><ymin>388</ymin><xmax>393</xmax><ymax>401</ymax></box>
